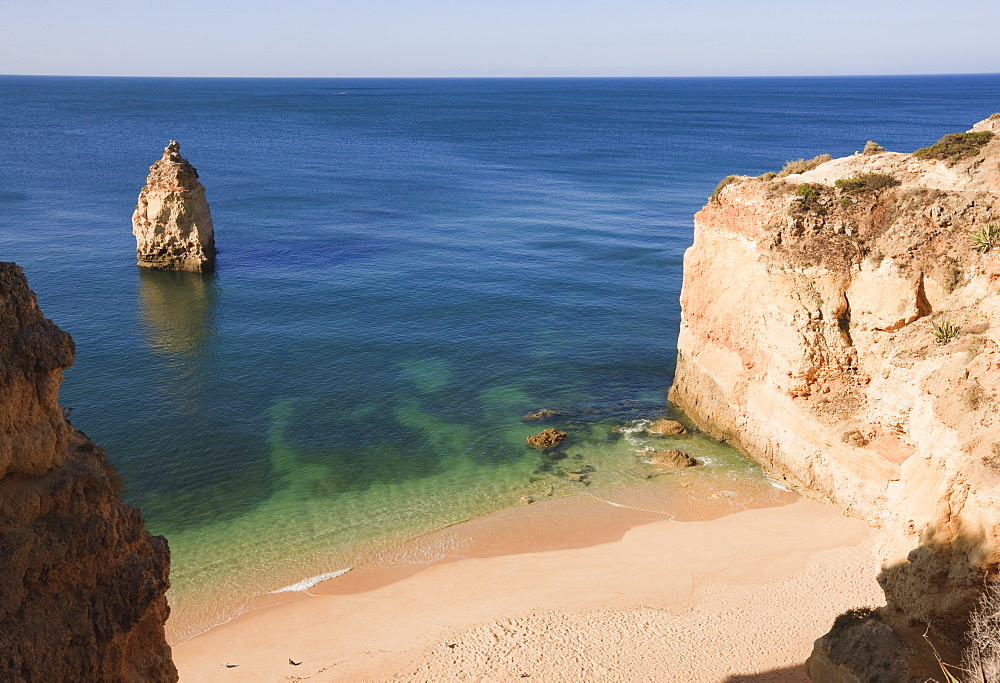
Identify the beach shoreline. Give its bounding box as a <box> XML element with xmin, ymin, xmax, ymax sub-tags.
<box><xmin>172</xmin><ymin>487</ymin><xmax>880</xmax><ymax>681</ymax></box>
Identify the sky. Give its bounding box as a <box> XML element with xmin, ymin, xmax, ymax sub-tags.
<box><xmin>2</xmin><ymin>0</ymin><xmax>999</xmax><ymax>78</ymax></box>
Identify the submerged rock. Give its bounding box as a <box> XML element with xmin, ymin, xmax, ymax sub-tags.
<box><xmin>132</xmin><ymin>140</ymin><xmax>215</xmax><ymax>272</ymax></box>
<box><xmin>526</xmin><ymin>428</ymin><xmax>567</xmax><ymax>451</ymax></box>
<box><xmin>646</xmin><ymin>419</ymin><xmax>688</xmax><ymax>436</ymax></box>
<box><xmin>0</xmin><ymin>263</ymin><xmax>176</xmax><ymax>681</ymax></box>
<box><xmin>522</xmin><ymin>408</ymin><xmax>559</xmax><ymax>421</ymax></box>
<box><xmin>649</xmin><ymin>449</ymin><xmax>697</xmax><ymax>468</ymax></box>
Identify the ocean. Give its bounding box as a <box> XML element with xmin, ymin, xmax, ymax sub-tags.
<box><xmin>2</xmin><ymin>74</ymin><xmax>998</xmax><ymax>639</ymax></box>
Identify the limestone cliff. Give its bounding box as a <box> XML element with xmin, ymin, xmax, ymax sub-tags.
<box><xmin>670</xmin><ymin>116</ymin><xmax>1000</xmax><ymax>680</ymax></box>
<box><xmin>132</xmin><ymin>141</ymin><xmax>216</xmax><ymax>272</ymax></box>
<box><xmin>0</xmin><ymin>263</ymin><xmax>176</xmax><ymax>681</ymax></box>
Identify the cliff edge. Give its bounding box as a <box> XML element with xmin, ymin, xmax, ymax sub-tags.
<box><xmin>132</xmin><ymin>140</ymin><xmax>216</xmax><ymax>272</ymax></box>
<box><xmin>670</xmin><ymin>116</ymin><xmax>1000</xmax><ymax>680</ymax></box>
<box><xmin>0</xmin><ymin>263</ymin><xmax>176</xmax><ymax>681</ymax></box>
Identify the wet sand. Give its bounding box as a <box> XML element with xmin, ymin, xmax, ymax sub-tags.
<box><xmin>173</xmin><ymin>483</ymin><xmax>880</xmax><ymax>681</ymax></box>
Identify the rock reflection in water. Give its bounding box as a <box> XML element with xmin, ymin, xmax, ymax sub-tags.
<box><xmin>138</xmin><ymin>268</ymin><xmax>217</xmax><ymax>413</ymax></box>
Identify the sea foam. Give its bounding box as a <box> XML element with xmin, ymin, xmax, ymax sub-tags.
<box><xmin>270</xmin><ymin>568</ymin><xmax>351</xmax><ymax>594</ymax></box>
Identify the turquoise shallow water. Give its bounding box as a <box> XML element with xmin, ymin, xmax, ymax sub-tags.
<box><xmin>2</xmin><ymin>75</ymin><xmax>999</xmax><ymax>638</ymax></box>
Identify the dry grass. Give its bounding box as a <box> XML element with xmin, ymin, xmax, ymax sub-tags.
<box><xmin>778</xmin><ymin>154</ymin><xmax>832</xmax><ymax>177</ymax></box>
<box><xmin>835</xmin><ymin>172</ymin><xmax>900</xmax><ymax>195</ymax></box>
<box><xmin>913</xmin><ymin>131</ymin><xmax>994</xmax><ymax>166</ymax></box>
<box><xmin>961</xmin><ymin>584</ymin><xmax>1000</xmax><ymax>682</ymax></box>
<box><xmin>862</xmin><ymin>140</ymin><xmax>885</xmax><ymax>155</ymax></box>
<box><xmin>710</xmin><ymin>175</ymin><xmax>742</xmax><ymax>202</ymax></box>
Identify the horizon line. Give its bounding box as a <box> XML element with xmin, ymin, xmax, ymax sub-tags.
<box><xmin>2</xmin><ymin>71</ymin><xmax>999</xmax><ymax>80</ymax></box>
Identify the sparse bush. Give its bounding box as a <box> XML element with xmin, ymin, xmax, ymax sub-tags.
<box><xmin>797</xmin><ymin>183</ymin><xmax>818</xmax><ymax>201</ymax></box>
<box><xmin>961</xmin><ymin>584</ymin><xmax>1000</xmax><ymax>682</ymax></box>
<box><xmin>863</xmin><ymin>140</ymin><xmax>885</xmax><ymax>155</ymax></box>
<box><xmin>913</xmin><ymin>131</ymin><xmax>994</xmax><ymax>166</ymax></box>
<box><xmin>791</xmin><ymin>183</ymin><xmax>827</xmax><ymax>215</ymax></box>
<box><xmin>841</xmin><ymin>430</ymin><xmax>868</xmax><ymax>447</ymax></box>
<box><xmin>757</xmin><ymin>171</ymin><xmax>778</xmax><ymax>181</ymax></box>
<box><xmin>942</xmin><ymin>263</ymin><xmax>963</xmax><ymax>294</ymax></box>
<box><xmin>972</xmin><ymin>223</ymin><xmax>1000</xmax><ymax>254</ymax></box>
<box><xmin>963</xmin><ymin>381</ymin><xmax>986</xmax><ymax>411</ymax></box>
<box><xmin>835</xmin><ymin>172</ymin><xmax>900</xmax><ymax>195</ymax></box>
<box><xmin>986</xmin><ymin>443</ymin><xmax>1000</xmax><ymax>468</ymax></box>
<box><xmin>710</xmin><ymin>175</ymin><xmax>741</xmax><ymax>202</ymax></box>
<box><xmin>778</xmin><ymin>154</ymin><xmax>833</xmax><ymax>177</ymax></box>
<box><xmin>831</xmin><ymin>606</ymin><xmax>877</xmax><ymax>632</ymax></box>
<box><xmin>932</xmin><ymin>320</ymin><xmax>960</xmax><ymax>344</ymax></box>
<box><xmin>967</xmin><ymin>336</ymin><xmax>985</xmax><ymax>360</ymax></box>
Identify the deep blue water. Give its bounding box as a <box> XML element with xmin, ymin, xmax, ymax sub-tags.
<box><xmin>2</xmin><ymin>74</ymin><xmax>999</xmax><ymax>635</ymax></box>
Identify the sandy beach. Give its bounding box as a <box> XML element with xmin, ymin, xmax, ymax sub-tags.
<box><xmin>172</xmin><ymin>484</ymin><xmax>880</xmax><ymax>682</ymax></box>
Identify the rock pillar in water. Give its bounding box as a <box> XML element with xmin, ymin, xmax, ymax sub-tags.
<box><xmin>132</xmin><ymin>141</ymin><xmax>216</xmax><ymax>272</ymax></box>
<box><xmin>0</xmin><ymin>262</ymin><xmax>177</xmax><ymax>681</ymax></box>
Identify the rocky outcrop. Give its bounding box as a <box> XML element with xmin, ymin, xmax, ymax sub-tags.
<box><xmin>527</xmin><ymin>428</ymin><xmax>567</xmax><ymax>450</ymax></box>
<box><xmin>648</xmin><ymin>449</ymin><xmax>697</xmax><ymax>468</ymax></box>
<box><xmin>0</xmin><ymin>263</ymin><xmax>176</xmax><ymax>681</ymax></box>
<box><xmin>669</xmin><ymin>119</ymin><xmax>1000</xmax><ymax>678</ymax></box>
<box><xmin>132</xmin><ymin>141</ymin><xmax>215</xmax><ymax>272</ymax></box>
<box><xmin>646</xmin><ymin>419</ymin><xmax>688</xmax><ymax>436</ymax></box>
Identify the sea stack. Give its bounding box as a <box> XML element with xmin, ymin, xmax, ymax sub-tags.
<box><xmin>132</xmin><ymin>141</ymin><xmax>215</xmax><ymax>272</ymax></box>
<box><xmin>670</xmin><ymin>118</ymin><xmax>1000</xmax><ymax>679</ymax></box>
<box><xmin>0</xmin><ymin>263</ymin><xmax>176</xmax><ymax>680</ymax></box>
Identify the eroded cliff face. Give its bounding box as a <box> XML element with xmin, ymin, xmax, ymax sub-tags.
<box><xmin>132</xmin><ymin>141</ymin><xmax>215</xmax><ymax>272</ymax></box>
<box><xmin>670</xmin><ymin>117</ymin><xmax>1000</xmax><ymax>679</ymax></box>
<box><xmin>0</xmin><ymin>263</ymin><xmax>176</xmax><ymax>682</ymax></box>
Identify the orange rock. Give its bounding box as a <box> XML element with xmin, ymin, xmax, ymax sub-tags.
<box><xmin>527</xmin><ymin>428</ymin><xmax>567</xmax><ymax>450</ymax></box>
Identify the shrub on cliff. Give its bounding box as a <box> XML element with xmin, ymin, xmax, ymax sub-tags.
<box><xmin>961</xmin><ymin>585</ymin><xmax>1000</xmax><ymax>682</ymax></box>
<box><xmin>835</xmin><ymin>172</ymin><xmax>900</xmax><ymax>195</ymax></box>
<box><xmin>710</xmin><ymin>175</ymin><xmax>741</xmax><ymax>202</ymax></box>
<box><xmin>913</xmin><ymin>131</ymin><xmax>994</xmax><ymax>166</ymax></box>
<box><xmin>862</xmin><ymin>140</ymin><xmax>885</xmax><ymax>155</ymax></box>
<box><xmin>830</xmin><ymin>606</ymin><xmax>877</xmax><ymax>633</ymax></box>
<box><xmin>972</xmin><ymin>223</ymin><xmax>1000</xmax><ymax>254</ymax></box>
<box><xmin>790</xmin><ymin>183</ymin><xmax>827</xmax><ymax>215</ymax></box>
<box><xmin>932</xmin><ymin>320</ymin><xmax>959</xmax><ymax>344</ymax></box>
<box><xmin>778</xmin><ymin>154</ymin><xmax>832</xmax><ymax>177</ymax></box>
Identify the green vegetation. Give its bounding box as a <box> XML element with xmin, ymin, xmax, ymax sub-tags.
<box><xmin>835</xmin><ymin>172</ymin><xmax>900</xmax><ymax>195</ymax></box>
<box><xmin>710</xmin><ymin>174</ymin><xmax>741</xmax><ymax>202</ymax></box>
<box><xmin>862</xmin><ymin>140</ymin><xmax>885</xmax><ymax>155</ymax></box>
<box><xmin>972</xmin><ymin>222</ymin><xmax>1000</xmax><ymax>254</ymax></box>
<box><xmin>791</xmin><ymin>183</ymin><xmax>827</xmax><ymax>215</ymax></box>
<box><xmin>796</xmin><ymin>183</ymin><xmax>818</xmax><ymax>201</ymax></box>
<box><xmin>778</xmin><ymin>154</ymin><xmax>832</xmax><ymax>177</ymax></box>
<box><xmin>932</xmin><ymin>320</ymin><xmax>960</xmax><ymax>344</ymax></box>
<box><xmin>913</xmin><ymin>131</ymin><xmax>994</xmax><ymax>166</ymax></box>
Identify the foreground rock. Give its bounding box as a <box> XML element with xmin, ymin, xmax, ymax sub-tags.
<box><xmin>648</xmin><ymin>449</ymin><xmax>697</xmax><ymax>468</ymax></box>
<box><xmin>646</xmin><ymin>419</ymin><xmax>688</xmax><ymax>436</ymax></box>
<box><xmin>527</xmin><ymin>428</ymin><xmax>567</xmax><ymax>451</ymax></box>
<box><xmin>670</xmin><ymin>118</ymin><xmax>1000</xmax><ymax>679</ymax></box>
<box><xmin>0</xmin><ymin>263</ymin><xmax>176</xmax><ymax>681</ymax></box>
<box><xmin>132</xmin><ymin>140</ymin><xmax>215</xmax><ymax>272</ymax></box>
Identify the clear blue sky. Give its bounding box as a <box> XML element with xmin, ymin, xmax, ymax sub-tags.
<box><xmin>3</xmin><ymin>0</ymin><xmax>999</xmax><ymax>77</ymax></box>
